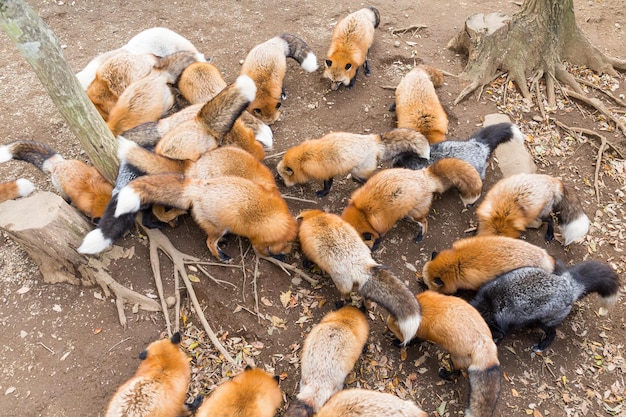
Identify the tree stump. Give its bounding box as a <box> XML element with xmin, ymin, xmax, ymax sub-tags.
<box><xmin>0</xmin><ymin>191</ymin><xmax>160</xmax><ymax>327</ymax></box>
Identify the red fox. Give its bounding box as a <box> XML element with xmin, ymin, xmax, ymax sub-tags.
<box><xmin>297</xmin><ymin>210</ymin><xmax>421</xmax><ymax>345</ymax></box>
<box><xmin>476</xmin><ymin>173</ymin><xmax>590</xmax><ymax>245</ymax></box>
<box><xmin>107</xmin><ymin>51</ymin><xmax>199</xmax><ymax>136</ymax></box>
<box><xmin>104</xmin><ymin>332</ymin><xmax>190</xmax><ymax>417</ymax></box>
<box><xmin>471</xmin><ymin>260</ymin><xmax>620</xmax><ymax>352</ymax></box>
<box><xmin>341</xmin><ymin>158</ymin><xmax>482</xmax><ymax>250</ymax></box>
<box><xmin>285</xmin><ymin>305</ymin><xmax>369</xmax><ymax>417</ymax></box>
<box><xmin>153</xmin><ymin>75</ymin><xmax>262</xmax><ymax>161</ymax></box>
<box><xmin>324</xmin><ymin>7</ymin><xmax>380</xmax><ymax>90</ymax></box>
<box><xmin>0</xmin><ymin>140</ymin><xmax>113</xmax><ymax>220</ymax></box>
<box><xmin>392</xmin><ymin>64</ymin><xmax>448</xmax><ymax>144</ymax></box>
<box><xmin>195</xmin><ymin>366</ymin><xmax>282</xmax><ymax>417</ymax></box>
<box><xmin>0</xmin><ymin>178</ymin><xmax>35</xmax><ymax>203</ymax></box>
<box><xmin>178</xmin><ymin>61</ymin><xmax>273</xmax><ymax>153</ymax></box>
<box><xmin>387</xmin><ymin>290</ymin><xmax>501</xmax><ymax>417</ymax></box>
<box><xmin>277</xmin><ymin>128</ymin><xmax>429</xmax><ymax>197</ymax></box>
<box><xmin>114</xmin><ymin>173</ymin><xmax>297</xmax><ymax>261</ymax></box>
<box><xmin>86</xmin><ymin>53</ymin><xmax>158</xmax><ymax>120</ymax></box>
<box><xmin>241</xmin><ymin>33</ymin><xmax>318</xmax><ymax>124</ymax></box>
<box><xmin>315</xmin><ymin>389</ymin><xmax>427</xmax><ymax>417</ymax></box>
<box><xmin>423</xmin><ymin>235</ymin><xmax>556</xmax><ymax>294</ymax></box>
<box><xmin>77</xmin><ymin>27</ymin><xmax>206</xmax><ymax>89</ymax></box>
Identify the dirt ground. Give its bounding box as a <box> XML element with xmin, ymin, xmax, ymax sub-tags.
<box><xmin>0</xmin><ymin>0</ymin><xmax>625</xmax><ymax>416</ymax></box>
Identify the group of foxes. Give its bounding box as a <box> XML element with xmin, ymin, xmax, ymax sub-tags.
<box><xmin>0</xmin><ymin>5</ymin><xmax>621</xmax><ymax>417</ymax></box>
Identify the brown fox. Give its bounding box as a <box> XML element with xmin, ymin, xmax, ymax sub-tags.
<box><xmin>152</xmin><ymin>74</ymin><xmax>262</xmax><ymax>161</ymax></box>
<box><xmin>392</xmin><ymin>64</ymin><xmax>448</xmax><ymax>144</ymax></box>
<box><xmin>285</xmin><ymin>305</ymin><xmax>369</xmax><ymax>417</ymax></box>
<box><xmin>277</xmin><ymin>128</ymin><xmax>430</xmax><ymax>197</ymax></box>
<box><xmin>241</xmin><ymin>33</ymin><xmax>318</xmax><ymax>124</ymax></box>
<box><xmin>0</xmin><ymin>140</ymin><xmax>113</xmax><ymax>220</ymax></box>
<box><xmin>341</xmin><ymin>158</ymin><xmax>482</xmax><ymax>250</ymax></box>
<box><xmin>104</xmin><ymin>332</ymin><xmax>190</xmax><ymax>417</ymax></box>
<box><xmin>476</xmin><ymin>173</ymin><xmax>590</xmax><ymax>245</ymax></box>
<box><xmin>195</xmin><ymin>366</ymin><xmax>282</xmax><ymax>417</ymax></box>
<box><xmin>114</xmin><ymin>173</ymin><xmax>297</xmax><ymax>261</ymax></box>
<box><xmin>387</xmin><ymin>290</ymin><xmax>501</xmax><ymax>417</ymax></box>
<box><xmin>0</xmin><ymin>179</ymin><xmax>35</xmax><ymax>203</ymax></box>
<box><xmin>315</xmin><ymin>389</ymin><xmax>427</xmax><ymax>417</ymax></box>
<box><xmin>118</xmin><ymin>137</ymin><xmax>278</xmax><ymax>223</ymax></box>
<box><xmin>107</xmin><ymin>51</ymin><xmax>199</xmax><ymax>136</ymax></box>
<box><xmin>297</xmin><ymin>210</ymin><xmax>421</xmax><ymax>345</ymax></box>
<box><xmin>86</xmin><ymin>52</ymin><xmax>158</xmax><ymax>120</ymax></box>
<box><xmin>423</xmin><ymin>235</ymin><xmax>556</xmax><ymax>294</ymax></box>
<box><xmin>324</xmin><ymin>7</ymin><xmax>380</xmax><ymax>90</ymax></box>
<box><xmin>178</xmin><ymin>61</ymin><xmax>273</xmax><ymax>153</ymax></box>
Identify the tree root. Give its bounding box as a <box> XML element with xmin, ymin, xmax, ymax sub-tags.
<box><xmin>138</xmin><ymin>219</ymin><xmax>235</xmax><ymax>364</ymax></box>
<box><xmin>391</xmin><ymin>24</ymin><xmax>428</xmax><ymax>35</ymax></box>
<box><xmin>258</xmin><ymin>255</ymin><xmax>319</xmax><ymax>286</ymax></box>
<box><xmin>576</xmin><ymin>77</ymin><xmax>626</xmax><ymax>108</ymax></box>
<box><xmin>564</xmin><ymin>89</ymin><xmax>626</xmax><ymax>137</ymax></box>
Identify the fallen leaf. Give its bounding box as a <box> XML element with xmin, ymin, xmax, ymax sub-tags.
<box><xmin>188</xmin><ymin>274</ymin><xmax>201</xmax><ymax>283</ymax></box>
<box><xmin>93</xmin><ymin>328</ymin><xmax>102</xmax><ymax>335</ymax></box>
<box><xmin>280</xmin><ymin>291</ymin><xmax>291</xmax><ymax>308</ymax></box>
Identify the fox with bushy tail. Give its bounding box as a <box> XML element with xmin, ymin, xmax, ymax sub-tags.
<box><xmin>471</xmin><ymin>260</ymin><xmax>620</xmax><ymax>352</ymax></box>
<box><xmin>0</xmin><ymin>140</ymin><xmax>112</xmax><ymax>220</ymax></box>
<box><xmin>0</xmin><ymin>179</ymin><xmax>35</xmax><ymax>203</ymax></box>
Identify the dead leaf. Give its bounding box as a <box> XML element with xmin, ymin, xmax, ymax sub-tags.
<box><xmin>188</xmin><ymin>274</ymin><xmax>201</xmax><ymax>283</ymax></box>
<box><xmin>280</xmin><ymin>291</ymin><xmax>291</xmax><ymax>308</ymax></box>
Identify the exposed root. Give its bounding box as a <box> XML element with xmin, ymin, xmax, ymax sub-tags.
<box><xmin>258</xmin><ymin>256</ymin><xmax>319</xmax><ymax>286</ymax></box>
<box><xmin>138</xmin><ymin>220</ymin><xmax>235</xmax><ymax>364</ymax></box>
<box><xmin>253</xmin><ymin>257</ymin><xmax>261</xmax><ymax>321</ymax></box>
<box><xmin>391</xmin><ymin>24</ymin><xmax>428</xmax><ymax>35</ymax></box>
<box><xmin>564</xmin><ymin>89</ymin><xmax>626</xmax><ymax>137</ymax></box>
<box><xmin>575</xmin><ymin>78</ymin><xmax>626</xmax><ymax>108</ymax></box>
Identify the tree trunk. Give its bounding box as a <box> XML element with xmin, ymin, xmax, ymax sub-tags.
<box><xmin>449</xmin><ymin>0</ymin><xmax>626</xmax><ymax>106</ymax></box>
<box><xmin>0</xmin><ymin>0</ymin><xmax>118</xmax><ymax>183</ymax></box>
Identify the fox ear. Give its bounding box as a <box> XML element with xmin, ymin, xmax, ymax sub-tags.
<box><xmin>245</xmin><ymin>365</ymin><xmax>253</xmax><ymax>371</ymax></box>
<box><xmin>325</xmin><ymin>59</ymin><xmax>332</xmax><ymax>67</ymax></box>
<box><xmin>170</xmin><ymin>332</ymin><xmax>181</xmax><ymax>345</ymax></box>
<box><xmin>431</xmin><ymin>251</ymin><xmax>439</xmax><ymax>260</ymax></box>
<box><xmin>139</xmin><ymin>349</ymin><xmax>148</xmax><ymax>360</ymax></box>
<box><xmin>284</xmin><ymin>167</ymin><xmax>294</xmax><ymax>176</ymax></box>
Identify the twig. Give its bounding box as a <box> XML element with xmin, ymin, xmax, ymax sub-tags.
<box><xmin>382</xmin><ymin>85</ymin><xmax>397</xmax><ymax>90</ymax></box>
<box><xmin>195</xmin><ymin>264</ymin><xmax>237</xmax><ymax>288</ymax></box>
<box><xmin>575</xmin><ymin>77</ymin><xmax>626</xmax><ymax>107</ymax></box>
<box><xmin>38</xmin><ymin>342</ymin><xmax>55</xmax><ymax>354</ymax></box>
<box><xmin>258</xmin><ymin>256</ymin><xmax>319</xmax><ymax>286</ymax></box>
<box><xmin>106</xmin><ymin>337</ymin><xmax>132</xmax><ymax>354</ymax></box>
<box><xmin>236</xmin><ymin>304</ymin><xmax>268</xmax><ymax>321</ymax></box>
<box><xmin>532</xmin><ymin>78</ymin><xmax>547</xmax><ymax>122</ymax></box>
<box><xmin>264</xmin><ymin>150</ymin><xmax>286</xmax><ymax>160</ymax></box>
<box><xmin>281</xmin><ymin>195</ymin><xmax>319</xmax><ymax>204</ymax></box>
<box><xmin>564</xmin><ymin>88</ymin><xmax>626</xmax><ymax>137</ymax></box>
<box><xmin>253</xmin><ymin>257</ymin><xmax>261</xmax><ymax>322</ymax></box>
<box><xmin>174</xmin><ymin>269</ymin><xmax>180</xmax><ymax>334</ymax></box>
<box><xmin>391</xmin><ymin>24</ymin><xmax>428</xmax><ymax>34</ymax></box>
<box><xmin>240</xmin><ymin>238</ymin><xmax>248</xmax><ymax>302</ymax></box>
<box><xmin>554</xmin><ymin>120</ymin><xmax>624</xmax><ymax>159</ymax></box>
<box><xmin>553</xmin><ymin>121</ymin><xmax>611</xmax><ymax>203</ymax></box>
<box><xmin>439</xmin><ymin>69</ymin><xmax>457</xmax><ymax>77</ymax></box>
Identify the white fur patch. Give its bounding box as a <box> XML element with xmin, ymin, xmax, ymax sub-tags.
<box><xmin>15</xmin><ymin>178</ymin><xmax>35</xmax><ymax>197</ymax></box>
<box><xmin>0</xmin><ymin>145</ymin><xmax>12</xmax><ymax>163</ymax></box>
<box><xmin>77</xmin><ymin>229</ymin><xmax>112</xmax><ymax>254</ymax></box>
<box><xmin>255</xmin><ymin>124</ymin><xmax>274</xmax><ymax>149</ymax></box>
<box><xmin>300</xmin><ymin>52</ymin><xmax>319</xmax><ymax>73</ymax></box>
<box><xmin>116</xmin><ymin>135</ymin><xmax>138</xmax><ymax>160</ymax></box>
<box><xmin>561</xmin><ymin>214</ymin><xmax>590</xmax><ymax>245</ymax></box>
<box><xmin>511</xmin><ymin>124</ymin><xmax>525</xmax><ymax>144</ymax></box>
<box><xmin>235</xmin><ymin>75</ymin><xmax>257</xmax><ymax>102</ymax></box>
<box><xmin>115</xmin><ymin>186</ymin><xmax>142</xmax><ymax>217</ymax></box>
<box><xmin>398</xmin><ymin>312</ymin><xmax>422</xmax><ymax>346</ymax></box>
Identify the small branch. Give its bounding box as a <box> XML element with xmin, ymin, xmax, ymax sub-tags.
<box><xmin>195</xmin><ymin>264</ymin><xmax>237</xmax><ymax>288</ymax></box>
<box><xmin>264</xmin><ymin>151</ymin><xmax>286</xmax><ymax>160</ymax></box>
<box><xmin>382</xmin><ymin>85</ymin><xmax>397</xmax><ymax>91</ymax></box>
<box><xmin>391</xmin><ymin>24</ymin><xmax>428</xmax><ymax>35</ymax></box>
<box><xmin>253</xmin><ymin>257</ymin><xmax>261</xmax><ymax>322</ymax></box>
<box><xmin>564</xmin><ymin>89</ymin><xmax>626</xmax><ymax>137</ymax></box>
<box><xmin>575</xmin><ymin>77</ymin><xmax>626</xmax><ymax>107</ymax></box>
<box><xmin>258</xmin><ymin>256</ymin><xmax>319</xmax><ymax>286</ymax></box>
<box><xmin>106</xmin><ymin>337</ymin><xmax>132</xmax><ymax>354</ymax></box>
<box><xmin>281</xmin><ymin>195</ymin><xmax>319</xmax><ymax>204</ymax></box>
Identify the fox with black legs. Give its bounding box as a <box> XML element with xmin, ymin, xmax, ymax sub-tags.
<box><xmin>471</xmin><ymin>260</ymin><xmax>620</xmax><ymax>352</ymax></box>
<box><xmin>387</xmin><ymin>290</ymin><xmax>501</xmax><ymax>417</ymax></box>
<box><xmin>392</xmin><ymin>122</ymin><xmax>525</xmax><ymax>178</ymax></box>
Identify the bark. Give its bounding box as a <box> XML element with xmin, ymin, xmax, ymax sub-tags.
<box><xmin>449</xmin><ymin>0</ymin><xmax>625</xmax><ymax>106</ymax></box>
<box><xmin>0</xmin><ymin>0</ymin><xmax>118</xmax><ymax>183</ymax></box>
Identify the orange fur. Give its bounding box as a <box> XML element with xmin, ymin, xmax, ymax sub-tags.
<box><xmin>178</xmin><ymin>61</ymin><xmax>228</xmax><ymax>104</ymax></box>
<box><xmin>277</xmin><ymin>129</ymin><xmax>429</xmax><ymax>196</ymax></box>
<box><xmin>387</xmin><ymin>291</ymin><xmax>501</xmax><ymax>417</ymax></box>
<box><xmin>341</xmin><ymin>159</ymin><xmax>482</xmax><ymax>249</ymax></box>
<box><xmin>195</xmin><ymin>367</ymin><xmax>282</xmax><ymax>417</ymax></box>
<box><xmin>324</xmin><ymin>7</ymin><xmax>379</xmax><ymax>90</ymax></box>
<box><xmin>104</xmin><ymin>333</ymin><xmax>190</xmax><ymax>417</ymax></box>
<box><xmin>422</xmin><ymin>236</ymin><xmax>556</xmax><ymax>294</ymax></box>
<box><xmin>285</xmin><ymin>306</ymin><xmax>369</xmax><ymax>416</ymax></box>
<box><xmin>395</xmin><ymin>64</ymin><xmax>448</xmax><ymax>144</ymax></box>
<box><xmin>87</xmin><ymin>53</ymin><xmax>157</xmax><ymax>120</ymax></box>
<box><xmin>241</xmin><ymin>36</ymin><xmax>288</xmax><ymax>124</ymax></box>
<box><xmin>0</xmin><ymin>179</ymin><xmax>33</xmax><ymax>203</ymax></box>
<box><xmin>121</xmin><ymin>174</ymin><xmax>297</xmax><ymax>261</ymax></box>
<box><xmin>315</xmin><ymin>389</ymin><xmax>427</xmax><ymax>417</ymax></box>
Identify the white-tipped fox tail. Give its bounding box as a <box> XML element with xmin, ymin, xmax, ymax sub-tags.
<box><xmin>114</xmin><ymin>186</ymin><xmax>142</xmax><ymax>217</ymax></box>
<box><xmin>77</xmin><ymin>229</ymin><xmax>113</xmax><ymax>254</ymax></box>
